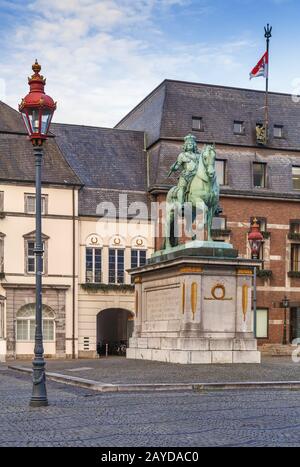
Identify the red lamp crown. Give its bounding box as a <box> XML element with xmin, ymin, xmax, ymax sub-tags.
<box><xmin>19</xmin><ymin>60</ymin><xmax>57</xmax><ymax>146</ymax></box>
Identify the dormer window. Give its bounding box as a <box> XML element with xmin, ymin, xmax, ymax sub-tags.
<box><xmin>292</xmin><ymin>167</ymin><xmax>300</xmax><ymax>191</ymax></box>
<box><xmin>274</xmin><ymin>125</ymin><xmax>284</xmax><ymax>138</ymax></box>
<box><xmin>192</xmin><ymin>117</ymin><xmax>203</xmax><ymax>131</ymax></box>
<box><xmin>253</xmin><ymin>162</ymin><xmax>266</xmax><ymax>188</ymax></box>
<box><xmin>233</xmin><ymin>121</ymin><xmax>245</xmax><ymax>135</ymax></box>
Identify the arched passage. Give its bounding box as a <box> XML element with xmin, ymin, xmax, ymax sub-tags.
<box><xmin>96</xmin><ymin>308</ymin><xmax>134</xmax><ymax>356</ymax></box>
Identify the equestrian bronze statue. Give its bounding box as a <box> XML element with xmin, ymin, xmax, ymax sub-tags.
<box><xmin>165</xmin><ymin>134</ymin><xmax>220</xmax><ymax>249</ymax></box>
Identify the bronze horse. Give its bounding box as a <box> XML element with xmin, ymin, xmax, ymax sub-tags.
<box><xmin>164</xmin><ymin>144</ymin><xmax>219</xmax><ymax>249</ymax></box>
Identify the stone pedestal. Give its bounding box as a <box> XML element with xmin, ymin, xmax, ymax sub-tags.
<box><xmin>127</xmin><ymin>247</ymin><xmax>261</xmax><ymax>364</ymax></box>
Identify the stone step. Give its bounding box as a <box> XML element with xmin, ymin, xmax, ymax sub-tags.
<box><xmin>259</xmin><ymin>344</ymin><xmax>296</xmax><ymax>356</ymax></box>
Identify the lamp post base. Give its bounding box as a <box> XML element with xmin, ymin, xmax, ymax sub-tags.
<box><xmin>30</xmin><ymin>399</ymin><xmax>48</xmax><ymax>408</ymax></box>
<box><xmin>29</xmin><ymin>359</ymin><xmax>48</xmax><ymax>407</ymax></box>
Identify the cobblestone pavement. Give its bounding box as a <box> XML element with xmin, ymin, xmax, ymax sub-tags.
<box><xmin>0</xmin><ymin>368</ymin><xmax>300</xmax><ymax>447</ymax></box>
<box><xmin>11</xmin><ymin>355</ymin><xmax>300</xmax><ymax>384</ymax></box>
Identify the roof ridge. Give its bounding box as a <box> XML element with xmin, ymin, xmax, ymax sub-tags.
<box><xmin>82</xmin><ymin>187</ymin><xmax>146</xmax><ymax>194</ymax></box>
<box><xmin>52</xmin><ymin>122</ymin><xmax>144</xmax><ymax>134</ymax></box>
<box><xmin>162</xmin><ymin>78</ymin><xmax>293</xmax><ymax>98</ymax></box>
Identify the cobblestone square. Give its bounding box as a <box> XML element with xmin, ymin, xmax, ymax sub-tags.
<box><xmin>1</xmin><ymin>368</ymin><xmax>300</xmax><ymax>447</ymax></box>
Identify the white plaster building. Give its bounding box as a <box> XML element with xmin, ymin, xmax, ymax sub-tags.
<box><xmin>0</xmin><ymin>104</ymin><xmax>154</xmax><ymax>361</ymax></box>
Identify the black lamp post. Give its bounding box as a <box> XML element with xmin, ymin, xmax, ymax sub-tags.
<box><xmin>248</xmin><ymin>219</ymin><xmax>264</xmax><ymax>338</ymax></box>
<box><xmin>19</xmin><ymin>61</ymin><xmax>56</xmax><ymax>407</ymax></box>
<box><xmin>282</xmin><ymin>296</ymin><xmax>290</xmax><ymax>346</ymax></box>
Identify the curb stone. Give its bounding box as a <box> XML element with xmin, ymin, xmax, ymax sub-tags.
<box><xmin>8</xmin><ymin>365</ymin><xmax>300</xmax><ymax>393</ymax></box>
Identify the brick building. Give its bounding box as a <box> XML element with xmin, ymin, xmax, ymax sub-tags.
<box><xmin>116</xmin><ymin>79</ymin><xmax>300</xmax><ymax>350</ymax></box>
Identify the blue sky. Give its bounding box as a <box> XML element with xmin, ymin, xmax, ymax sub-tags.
<box><xmin>0</xmin><ymin>0</ymin><xmax>299</xmax><ymax>126</ymax></box>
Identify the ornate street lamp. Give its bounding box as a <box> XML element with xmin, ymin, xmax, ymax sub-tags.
<box><xmin>248</xmin><ymin>219</ymin><xmax>264</xmax><ymax>338</ymax></box>
<box><xmin>281</xmin><ymin>296</ymin><xmax>290</xmax><ymax>345</ymax></box>
<box><xmin>19</xmin><ymin>60</ymin><xmax>56</xmax><ymax>407</ymax></box>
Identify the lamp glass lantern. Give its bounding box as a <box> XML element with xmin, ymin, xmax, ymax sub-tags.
<box><xmin>248</xmin><ymin>219</ymin><xmax>264</xmax><ymax>259</ymax></box>
<box><xmin>19</xmin><ymin>60</ymin><xmax>56</xmax><ymax>146</ymax></box>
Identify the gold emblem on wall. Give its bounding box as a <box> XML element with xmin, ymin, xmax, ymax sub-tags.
<box><xmin>191</xmin><ymin>282</ymin><xmax>197</xmax><ymax>320</ymax></box>
<box><xmin>237</xmin><ymin>269</ymin><xmax>253</xmax><ymax>276</ymax></box>
<box><xmin>242</xmin><ymin>284</ymin><xmax>248</xmax><ymax>321</ymax></box>
<box><xmin>179</xmin><ymin>266</ymin><xmax>203</xmax><ymax>274</ymax></box>
<box><xmin>136</xmin><ymin>238</ymin><xmax>144</xmax><ymax>246</ymax></box>
<box><xmin>205</xmin><ymin>283</ymin><xmax>232</xmax><ymax>301</ymax></box>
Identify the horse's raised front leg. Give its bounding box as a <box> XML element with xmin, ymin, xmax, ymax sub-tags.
<box><xmin>207</xmin><ymin>207</ymin><xmax>214</xmax><ymax>241</ymax></box>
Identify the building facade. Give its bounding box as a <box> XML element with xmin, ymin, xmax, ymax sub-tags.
<box><xmin>0</xmin><ymin>107</ymin><xmax>154</xmax><ymax>361</ymax></box>
<box><xmin>116</xmin><ymin>79</ymin><xmax>300</xmax><ymax>350</ymax></box>
<box><xmin>1</xmin><ymin>78</ymin><xmax>300</xmax><ymax>360</ymax></box>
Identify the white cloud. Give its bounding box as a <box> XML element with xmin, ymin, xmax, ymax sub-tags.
<box><xmin>0</xmin><ymin>0</ymin><xmax>254</xmax><ymax>127</ymax></box>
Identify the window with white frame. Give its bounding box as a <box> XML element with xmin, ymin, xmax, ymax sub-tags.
<box><xmin>215</xmin><ymin>160</ymin><xmax>227</xmax><ymax>186</ymax></box>
<box><xmin>292</xmin><ymin>167</ymin><xmax>300</xmax><ymax>191</ymax></box>
<box><xmin>192</xmin><ymin>117</ymin><xmax>203</xmax><ymax>131</ymax></box>
<box><xmin>26</xmin><ymin>240</ymin><xmax>45</xmax><ymax>274</ymax></box>
<box><xmin>85</xmin><ymin>247</ymin><xmax>102</xmax><ymax>283</ymax></box>
<box><xmin>255</xmin><ymin>308</ymin><xmax>268</xmax><ymax>338</ymax></box>
<box><xmin>16</xmin><ymin>304</ymin><xmax>55</xmax><ymax>341</ymax></box>
<box><xmin>24</xmin><ymin>194</ymin><xmax>47</xmax><ymax>214</ymax></box>
<box><xmin>273</xmin><ymin>125</ymin><xmax>284</xmax><ymax>138</ymax></box>
<box><xmin>212</xmin><ymin>217</ymin><xmax>226</xmax><ymax>231</ymax></box>
<box><xmin>131</xmin><ymin>249</ymin><xmax>147</xmax><ymax>269</ymax></box>
<box><xmin>290</xmin><ymin>220</ymin><xmax>300</xmax><ymax>234</ymax></box>
<box><xmin>253</xmin><ymin>162</ymin><xmax>266</xmax><ymax>188</ymax></box>
<box><xmin>131</xmin><ymin>249</ymin><xmax>147</xmax><ymax>283</ymax></box>
<box><xmin>109</xmin><ymin>248</ymin><xmax>125</xmax><ymax>284</ymax></box>
<box><xmin>0</xmin><ymin>300</ymin><xmax>4</xmax><ymax>339</ymax></box>
<box><xmin>233</xmin><ymin>120</ymin><xmax>245</xmax><ymax>134</ymax></box>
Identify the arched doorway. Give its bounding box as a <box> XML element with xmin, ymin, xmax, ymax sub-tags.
<box><xmin>96</xmin><ymin>308</ymin><xmax>134</xmax><ymax>356</ymax></box>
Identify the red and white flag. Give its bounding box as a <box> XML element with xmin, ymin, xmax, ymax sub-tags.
<box><xmin>250</xmin><ymin>51</ymin><xmax>268</xmax><ymax>79</ymax></box>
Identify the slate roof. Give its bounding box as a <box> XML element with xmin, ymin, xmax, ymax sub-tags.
<box><xmin>147</xmin><ymin>140</ymin><xmax>300</xmax><ymax>198</ymax></box>
<box><xmin>0</xmin><ymin>101</ymin><xmax>26</xmax><ymax>134</ymax></box>
<box><xmin>52</xmin><ymin>124</ymin><xmax>146</xmax><ymax>190</ymax></box>
<box><xmin>0</xmin><ymin>102</ymin><xmax>81</xmax><ymax>185</ymax></box>
<box><xmin>51</xmin><ymin>124</ymin><xmax>148</xmax><ymax>216</ymax></box>
<box><xmin>79</xmin><ymin>187</ymin><xmax>150</xmax><ymax>218</ymax></box>
<box><xmin>116</xmin><ymin>79</ymin><xmax>300</xmax><ymax>150</ymax></box>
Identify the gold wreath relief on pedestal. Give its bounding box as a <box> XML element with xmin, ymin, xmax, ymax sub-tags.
<box><xmin>204</xmin><ymin>283</ymin><xmax>232</xmax><ymax>301</ymax></box>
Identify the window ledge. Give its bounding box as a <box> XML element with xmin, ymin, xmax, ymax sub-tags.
<box><xmin>0</xmin><ymin>212</ymin><xmax>6</xmax><ymax>219</ymax></box>
<box><xmin>81</xmin><ymin>283</ymin><xmax>134</xmax><ymax>293</ymax></box>
<box><xmin>288</xmin><ymin>271</ymin><xmax>300</xmax><ymax>278</ymax></box>
<box><xmin>257</xmin><ymin>269</ymin><xmax>273</xmax><ymax>279</ymax></box>
<box><xmin>211</xmin><ymin>229</ymin><xmax>231</xmax><ymax>237</ymax></box>
<box><xmin>288</xmin><ymin>233</ymin><xmax>300</xmax><ymax>241</ymax></box>
<box><xmin>16</xmin><ymin>340</ymin><xmax>55</xmax><ymax>343</ymax></box>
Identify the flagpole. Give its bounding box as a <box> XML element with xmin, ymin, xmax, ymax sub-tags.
<box><xmin>264</xmin><ymin>24</ymin><xmax>272</xmax><ymax>141</ymax></box>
